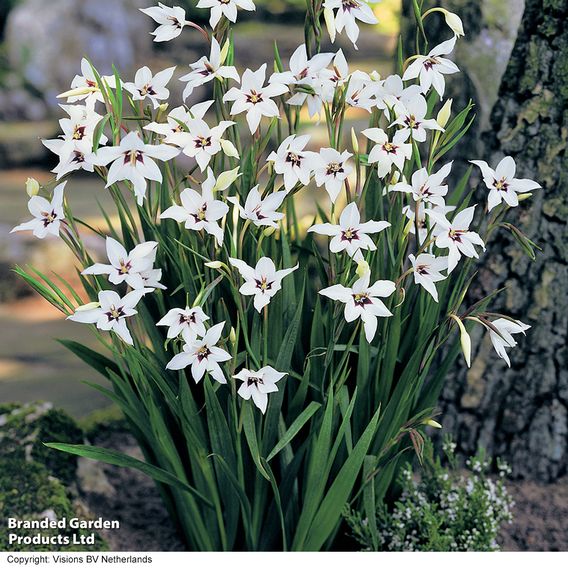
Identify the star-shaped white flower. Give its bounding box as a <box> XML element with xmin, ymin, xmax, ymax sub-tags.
<box><xmin>323</xmin><ymin>0</ymin><xmax>379</xmax><ymax>48</ymax></box>
<box><xmin>229</xmin><ymin>257</ymin><xmax>298</xmax><ymax>312</ymax></box>
<box><xmin>67</xmin><ymin>288</ymin><xmax>151</xmax><ymax>345</ymax></box>
<box><xmin>94</xmin><ymin>132</ymin><xmax>179</xmax><ymax>205</ymax></box>
<box><xmin>390</xmin><ymin>94</ymin><xmax>443</xmax><ymax>142</ymax></box>
<box><xmin>403</xmin><ymin>202</ymin><xmax>456</xmax><ymax>245</ymax></box>
<box><xmin>375</xmin><ymin>74</ymin><xmax>422</xmax><ymax>119</ymax></box>
<box><xmin>319</xmin><ymin>271</ymin><xmax>395</xmax><ymax>342</ymax></box>
<box><xmin>362</xmin><ymin>127</ymin><xmax>412</xmax><ymax>178</ymax></box>
<box><xmin>314</xmin><ymin>148</ymin><xmax>353</xmax><ymax>203</ymax></box>
<box><xmin>82</xmin><ymin>237</ymin><xmax>160</xmax><ymax>290</ymax></box>
<box><xmin>166</xmin><ymin>322</ymin><xmax>231</xmax><ymax>384</ymax></box>
<box><xmin>470</xmin><ymin>156</ymin><xmax>541</xmax><ymax>212</ymax></box>
<box><xmin>168</xmin><ymin>117</ymin><xmax>235</xmax><ymax>171</ymax></box>
<box><xmin>234</xmin><ymin>366</ymin><xmax>286</xmax><ymax>414</ymax></box>
<box><xmin>160</xmin><ymin>168</ymin><xmax>230</xmax><ymax>245</ymax></box>
<box><xmin>408</xmin><ymin>253</ymin><xmax>448</xmax><ymax>302</ymax></box>
<box><xmin>124</xmin><ymin>66</ymin><xmax>176</xmax><ymax>110</ymax></box>
<box><xmin>266</xmin><ymin>134</ymin><xmax>318</xmax><ymax>192</ymax></box>
<box><xmin>345</xmin><ymin>71</ymin><xmax>380</xmax><ymax>111</ymax></box>
<box><xmin>402</xmin><ymin>36</ymin><xmax>460</xmax><ymax>98</ymax></box>
<box><xmin>61</xmin><ymin>58</ymin><xmax>116</xmax><ymax>104</ymax></box>
<box><xmin>157</xmin><ymin>306</ymin><xmax>209</xmax><ymax>342</ymax></box>
<box><xmin>43</xmin><ymin>138</ymin><xmax>99</xmax><ymax>180</ymax></box>
<box><xmin>11</xmin><ymin>182</ymin><xmax>66</xmax><ymax>239</ymax></box>
<box><xmin>426</xmin><ymin>206</ymin><xmax>485</xmax><ymax>273</ymax></box>
<box><xmin>308</xmin><ymin>202</ymin><xmax>390</xmax><ymax>259</ymax></box>
<box><xmin>196</xmin><ymin>0</ymin><xmax>255</xmax><ymax>28</ymax></box>
<box><xmin>145</xmin><ymin>102</ymin><xmax>212</xmax><ymax>141</ymax></box>
<box><xmin>223</xmin><ymin>64</ymin><xmax>288</xmax><ymax>133</ymax></box>
<box><xmin>391</xmin><ymin>162</ymin><xmax>453</xmax><ymax>208</ymax></box>
<box><xmin>140</xmin><ymin>3</ymin><xmax>189</xmax><ymax>42</ymax></box>
<box><xmin>230</xmin><ymin>185</ymin><xmax>286</xmax><ymax>228</ymax></box>
<box><xmin>57</xmin><ymin>100</ymin><xmax>107</xmax><ymax>144</ymax></box>
<box><xmin>487</xmin><ymin>318</ymin><xmax>530</xmax><ymax>367</ymax></box>
<box><xmin>179</xmin><ymin>38</ymin><xmax>240</xmax><ymax>100</ymax></box>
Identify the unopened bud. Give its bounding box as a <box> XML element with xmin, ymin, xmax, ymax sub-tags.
<box><xmin>213</xmin><ymin>167</ymin><xmax>241</xmax><ymax>192</ymax></box>
<box><xmin>220</xmin><ymin>39</ymin><xmax>231</xmax><ymax>65</ymax></box>
<box><xmin>220</xmin><ymin>139</ymin><xmax>240</xmax><ymax>159</ymax></box>
<box><xmin>26</xmin><ymin>177</ymin><xmax>40</xmax><ymax>197</ymax></box>
<box><xmin>263</xmin><ymin>226</ymin><xmax>276</xmax><ymax>237</ymax></box>
<box><xmin>351</xmin><ymin>127</ymin><xmax>359</xmax><ymax>154</ymax></box>
<box><xmin>57</xmin><ymin>86</ymin><xmax>98</xmax><ymax>99</ymax></box>
<box><xmin>369</xmin><ymin>70</ymin><xmax>381</xmax><ymax>82</ymax></box>
<box><xmin>518</xmin><ymin>192</ymin><xmax>533</xmax><ymax>201</ymax></box>
<box><xmin>75</xmin><ymin>301</ymin><xmax>100</xmax><ymax>312</ymax></box>
<box><xmin>204</xmin><ymin>261</ymin><xmax>223</xmax><ymax>269</ymax></box>
<box><xmin>450</xmin><ymin>314</ymin><xmax>471</xmax><ymax>368</ymax></box>
<box><xmin>356</xmin><ymin>260</ymin><xmax>370</xmax><ymax>279</ymax></box>
<box><xmin>423</xmin><ymin>419</ymin><xmax>442</xmax><ymax>429</ymax></box>
<box><xmin>442</xmin><ymin>9</ymin><xmax>465</xmax><ymax>37</ymax></box>
<box><xmin>229</xmin><ymin>326</ymin><xmax>236</xmax><ymax>344</ymax></box>
<box><xmin>323</xmin><ymin>8</ymin><xmax>336</xmax><ymax>43</ymax></box>
<box><xmin>436</xmin><ymin>98</ymin><xmax>453</xmax><ymax>128</ymax></box>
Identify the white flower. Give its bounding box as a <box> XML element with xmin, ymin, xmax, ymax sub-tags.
<box><xmin>11</xmin><ymin>182</ymin><xmax>66</xmax><ymax>239</ymax></box>
<box><xmin>168</xmin><ymin>116</ymin><xmax>235</xmax><ymax>171</ymax></box>
<box><xmin>140</xmin><ymin>3</ymin><xmax>189</xmax><ymax>42</ymax></box>
<box><xmin>266</xmin><ymin>134</ymin><xmax>318</xmax><ymax>192</ymax></box>
<box><xmin>390</xmin><ymin>94</ymin><xmax>444</xmax><ymax>142</ymax></box>
<box><xmin>223</xmin><ymin>64</ymin><xmax>288</xmax><ymax>133</ymax></box>
<box><xmin>57</xmin><ymin>100</ymin><xmax>107</xmax><ymax>144</ymax></box>
<box><xmin>94</xmin><ymin>132</ymin><xmax>179</xmax><ymax>205</ymax></box>
<box><xmin>487</xmin><ymin>318</ymin><xmax>530</xmax><ymax>367</ymax></box>
<box><xmin>314</xmin><ymin>148</ymin><xmax>353</xmax><ymax>203</ymax></box>
<box><xmin>408</xmin><ymin>253</ymin><xmax>448</xmax><ymax>302</ymax></box>
<box><xmin>145</xmin><ymin>102</ymin><xmax>211</xmax><ymax>141</ymax></box>
<box><xmin>196</xmin><ymin>0</ymin><xmax>255</xmax><ymax>28</ymax></box>
<box><xmin>157</xmin><ymin>306</ymin><xmax>209</xmax><ymax>342</ymax></box>
<box><xmin>140</xmin><ymin>268</ymin><xmax>167</xmax><ymax>290</ymax></box>
<box><xmin>342</xmin><ymin>71</ymin><xmax>380</xmax><ymax>112</ymax></box>
<box><xmin>308</xmin><ymin>202</ymin><xmax>390</xmax><ymax>259</ymax></box>
<box><xmin>234</xmin><ymin>366</ymin><xmax>286</xmax><ymax>413</ymax></box>
<box><xmin>375</xmin><ymin>74</ymin><xmax>422</xmax><ymax>119</ymax></box>
<box><xmin>391</xmin><ymin>162</ymin><xmax>453</xmax><ymax>208</ymax></box>
<box><xmin>43</xmin><ymin>139</ymin><xmax>99</xmax><ymax>180</ymax></box>
<box><xmin>179</xmin><ymin>38</ymin><xmax>240</xmax><ymax>100</ymax></box>
<box><xmin>403</xmin><ymin>202</ymin><xmax>455</xmax><ymax>245</ymax></box>
<box><xmin>362</xmin><ymin>128</ymin><xmax>412</xmax><ymax>178</ymax></box>
<box><xmin>402</xmin><ymin>36</ymin><xmax>460</xmax><ymax>98</ymax></box>
<box><xmin>270</xmin><ymin>44</ymin><xmax>334</xmax><ymax>118</ymax></box>
<box><xmin>67</xmin><ymin>288</ymin><xmax>151</xmax><ymax>345</ymax></box>
<box><xmin>230</xmin><ymin>185</ymin><xmax>286</xmax><ymax>228</ymax></box>
<box><xmin>323</xmin><ymin>0</ymin><xmax>378</xmax><ymax>48</ymax></box>
<box><xmin>426</xmin><ymin>206</ymin><xmax>485</xmax><ymax>273</ymax></box>
<box><xmin>82</xmin><ymin>237</ymin><xmax>160</xmax><ymax>290</ymax></box>
<box><xmin>470</xmin><ymin>156</ymin><xmax>541</xmax><ymax>212</ymax></box>
<box><xmin>166</xmin><ymin>322</ymin><xmax>231</xmax><ymax>384</ymax></box>
<box><xmin>124</xmin><ymin>66</ymin><xmax>176</xmax><ymax>110</ymax></box>
<box><xmin>61</xmin><ymin>58</ymin><xmax>116</xmax><ymax>104</ymax></box>
<box><xmin>160</xmin><ymin>168</ymin><xmax>230</xmax><ymax>246</ymax></box>
<box><xmin>319</xmin><ymin>272</ymin><xmax>395</xmax><ymax>342</ymax></box>
<box><xmin>229</xmin><ymin>257</ymin><xmax>298</xmax><ymax>312</ymax></box>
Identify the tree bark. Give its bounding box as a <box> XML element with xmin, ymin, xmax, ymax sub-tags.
<box><xmin>439</xmin><ymin>0</ymin><xmax>568</xmax><ymax>481</ymax></box>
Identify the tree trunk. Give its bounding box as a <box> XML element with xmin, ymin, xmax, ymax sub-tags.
<box><xmin>439</xmin><ymin>0</ymin><xmax>568</xmax><ymax>481</ymax></box>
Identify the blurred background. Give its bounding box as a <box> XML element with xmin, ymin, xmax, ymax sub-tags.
<box><xmin>1</xmin><ymin>0</ymin><xmax>567</xmax><ymax>551</ymax></box>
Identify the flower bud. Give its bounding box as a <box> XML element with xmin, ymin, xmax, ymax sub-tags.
<box><xmin>229</xmin><ymin>326</ymin><xmax>236</xmax><ymax>345</ymax></box>
<box><xmin>369</xmin><ymin>70</ymin><xmax>381</xmax><ymax>82</ymax></box>
<box><xmin>323</xmin><ymin>8</ymin><xmax>336</xmax><ymax>43</ymax></box>
<box><xmin>351</xmin><ymin>127</ymin><xmax>359</xmax><ymax>154</ymax></box>
<box><xmin>213</xmin><ymin>167</ymin><xmax>241</xmax><ymax>192</ymax></box>
<box><xmin>57</xmin><ymin>86</ymin><xmax>98</xmax><ymax>99</ymax></box>
<box><xmin>205</xmin><ymin>261</ymin><xmax>223</xmax><ymax>269</ymax></box>
<box><xmin>220</xmin><ymin>139</ymin><xmax>240</xmax><ymax>159</ymax></box>
<box><xmin>518</xmin><ymin>192</ymin><xmax>533</xmax><ymax>201</ymax></box>
<box><xmin>436</xmin><ymin>98</ymin><xmax>453</xmax><ymax>128</ymax></box>
<box><xmin>220</xmin><ymin>39</ymin><xmax>231</xmax><ymax>65</ymax></box>
<box><xmin>263</xmin><ymin>226</ymin><xmax>276</xmax><ymax>237</ymax></box>
<box><xmin>75</xmin><ymin>301</ymin><xmax>100</xmax><ymax>312</ymax></box>
<box><xmin>423</xmin><ymin>419</ymin><xmax>442</xmax><ymax>429</ymax></box>
<box><xmin>356</xmin><ymin>260</ymin><xmax>370</xmax><ymax>279</ymax></box>
<box><xmin>442</xmin><ymin>9</ymin><xmax>465</xmax><ymax>37</ymax></box>
<box><xmin>450</xmin><ymin>314</ymin><xmax>471</xmax><ymax>367</ymax></box>
<box><xmin>26</xmin><ymin>177</ymin><xmax>40</xmax><ymax>197</ymax></box>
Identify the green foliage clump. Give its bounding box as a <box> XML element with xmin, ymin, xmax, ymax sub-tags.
<box><xmin>0</xmin><ymin>403</ymin><xmax>83</xmax><ymax>485</ymax></box>
<box><xmin>345</xmin><ymin>438</ymin><xmax>514</xmax><ymax>551</ymax></box>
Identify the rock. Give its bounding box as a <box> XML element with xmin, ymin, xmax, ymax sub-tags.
<box><xmin>77</xmin><ymin>457</ymin><xmax>116</xmax><ymax>498</ymax></box>
<box><xmin>5</xmin><ymin>0</ymin><xmax>153</xmax><ymax>109</ymax></box>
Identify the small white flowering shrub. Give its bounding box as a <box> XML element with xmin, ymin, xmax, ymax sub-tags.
<box><xmin>11</xmin><ymin>0</ymin><xmax>537</xmax><ymax>551</ymax></box>
<box><xmin>344</xmin><ymin>438</ymin><xmax>514</xmax><ymax>551</ymax></box>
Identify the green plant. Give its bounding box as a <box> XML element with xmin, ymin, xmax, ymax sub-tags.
<box><xmin>345</xmin><ymin>437</ymin><xmax>514</xmax><ymax>551</ymax></box>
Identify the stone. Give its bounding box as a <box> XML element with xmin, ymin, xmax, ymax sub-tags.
<box><xmin>5</xmin><ymin>0</ymin><xmax>153</xmax><ymax>109</ymax></box>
